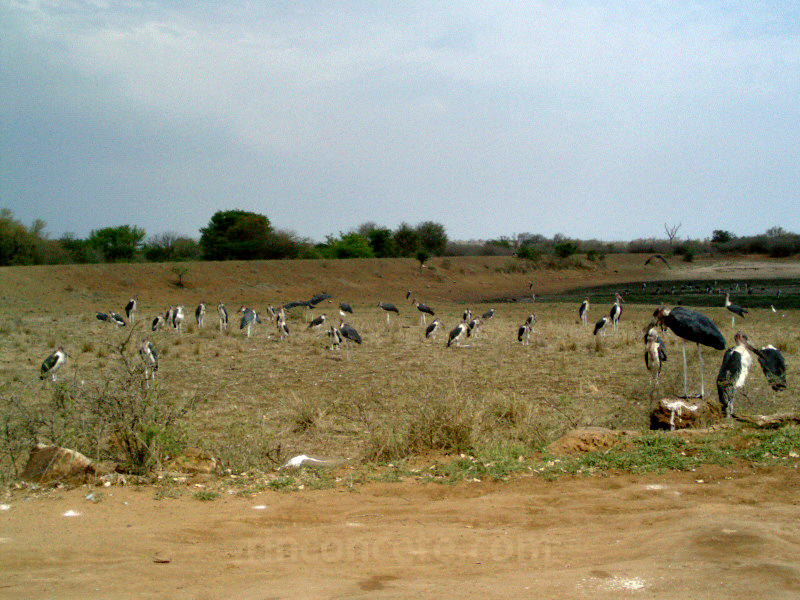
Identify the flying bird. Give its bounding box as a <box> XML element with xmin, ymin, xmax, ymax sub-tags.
<box><xmin>338</xmin><ymin>303</ymin><xmax>353</xmax><ymax>318</ymax></box>
<box><xmin>653</xmin><ymin>306</ymin><xmax>726</xmax><ymax>399</ymax></box>
<box><xmin>645</xmin><ymin>254</ymin><xmax>671</xmax><ymax>269</ymax></box>
<box><xmin>309</xmin><ymin>293</ymin><xmax>333</xmax><ymax>307</ymax></box>
<box><xmin>746</xmin><ymin>343</ymin><xmax>787</xmax><ymax>391</ymax></box>
<box><xmin>724</xmin><ymin>293</ymin><xmax>748</xmax><ymax>326</ymax></box>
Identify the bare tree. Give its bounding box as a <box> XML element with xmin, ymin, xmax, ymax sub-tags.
<box><xmin>664</xmin><ymin>223</ymin><xmax>682</xmax><ymax>246</ymax></box>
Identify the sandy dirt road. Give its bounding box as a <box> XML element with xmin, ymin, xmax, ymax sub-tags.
<box><xmin>2</xmin><ymin>465</ymin><xmax>799</xmax><ymax>599</ymax></box>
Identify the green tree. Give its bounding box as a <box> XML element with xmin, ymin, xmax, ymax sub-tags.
<box><xmin>199</xmin><ymin>210</ymin><xmax>273</xmax><ymax>260</ymax></box>
<box><xmin>554</xmin><ymin>240</ymin><xmax>578</xmax><ymax>259</ymax></box>
<box><xmin>416</xmin><ymin>221</ymin><xmax>448</xmax><ymax>256</ymax></box>
<box><xmin>88</xmin><ymin>225</ymin><xmax>145</xmax><ymax>262</ymax></box>
<box><xmin>321</xmin><ymin>233</ymin><xmax>375</xmax><ymax>259</ymax></box>
<box><xmin>711</xmin><ymin>230</ymin><xmax>734</xmax><ymax>244</ymax></box>
<box><xmin>393</xmin><ymin>222</ymin><xmax>420</xmax><ymax>257</ymax></box>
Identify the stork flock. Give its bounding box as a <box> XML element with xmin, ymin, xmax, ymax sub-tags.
<box><xmin>40</xmin><ymin>284</ymin><xmax>789</xmax><ymax>422</ymax></box>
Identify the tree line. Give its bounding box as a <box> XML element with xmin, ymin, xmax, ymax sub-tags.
<box><xmin>1</xmin><ymin>207</ymin><xmax>798</xmax><ymax>266</ymax></box>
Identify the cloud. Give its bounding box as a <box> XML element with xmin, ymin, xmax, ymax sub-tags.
<box><xmin>1</xmin><ymin>1</ymin><xmax>799</xmax><ymax>241</ymax></box>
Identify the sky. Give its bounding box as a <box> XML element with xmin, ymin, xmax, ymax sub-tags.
<box><xmin>2</xmin><ymin>1</ymin><xmax>799</xmax><ymax>243</ymax></box>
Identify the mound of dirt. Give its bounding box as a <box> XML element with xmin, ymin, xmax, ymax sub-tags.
<box><xmin>547</xmin><ymin>427</ymin><xmax>639</xmax><ymax>455</ymax></box>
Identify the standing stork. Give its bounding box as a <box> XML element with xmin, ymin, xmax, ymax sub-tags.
<box><xmin>328</xmin><ymin>325</ymin><xmax>343</xmax><ymax>350</ymax></box>
<box><xmin>517</xmin><ymin>322</ymin><xmax>532</xmax><ymax>345</ymax></box>
<box><xmin>218</xmin><ymin>303</ymin><xmax>228</xmax><ymax>332</ymax></box>
<box><xmin>172</xmin><ymin>305</ymin><xmax>185</xmax><ymax>333</ymax></box>
<box><xmin>125</xmin><ymin>295</ymin><xmax>138</xmax><ymax>323</ymax></box>
<box><xmin>481</xmin><ymin>308</ymin><xmax>495</xmax><ymax>320</ymax></box>
<box><xmin>425</xmin><ymin>319</ymin><xmax>441</xmax><ymax>340</ymax></box>
<box><xmin>40</xmin><ymin>347</ymin><xmax>68</xmax><ymax>381</ymax></box>
<box><xmin>716</xmin><ymin>332</ymin><xmax>753</xmax><ymax>419</ymax></box>
<box><xmin>724</xmin><ymin>293</ymin><xmax>748</xmax><ymax>326</ymax></box>
<box><xmin>138</xmin><ymin>339</ymin><xmax>159</xmax><ymax>382</ymax></box>
<box><xmin>593</xmin><ymin>316</ymin><xmax>608</xmax><ymax>337</ymax></box>
<box><xmin>195</xmin><ymin>303</ymin><xmax>206</xmax><ymax>328</ymax></box>
<box><xmin>529</xmin><ymin>281</ymin><xmax>536</xmax><ymax>302</ymax></box>
<box><xmin>467</xmin><ymin>317</ymin><xmax>481</xmax><ymax>339</ymax></box>
<box><xmin>653</xmin><ymin>306</ymin><xmax>726</xmax><ymax>399</ymax></box>
<box><xmin>447</xmin><ymin>322</ymin><xmax>467</xmax><ymax>347</ymax></box>
<box><xmin>644</xmin><ymin>327</ymin><xmax>668</xmax><ymax>386</ymax></box>
<box><xmin>339</xmin><ymin>320</ymin><xmax>362</xmax><ymax>359</ymax></box>
<box><xmin>579</xmin><ymin>298</ymin><xmax>589</xmax><ymax>326</ymax></box>
<box><xmin>378</xmin><ymin>302</ymin><xmax>400</xmax><ymax>326</ymax></box>
<box><xmin>277</xmin><ymin>315</ymin><xmax>289</xmax><ymax>340</ymax></box>
<box><xmin>239</xmin><ymin>306</ymin><xmax>261</xmax><ymax>337</ymax></box>
<box><xmin>308</xmin><ymin>314</ymin><xmax>327</xmax><ymax>331</ymax></box>
<box><xmin>152</xmin><ymin>314</ymin><xmax>165</xmax><ymax>332</ymax></box>
<box><xmin>412</xmin><ymin>298</ymin><xmax>435</xmax><ymax>326</ymax></box>
<box><xmin>609</xmin><ymin>293</ymin><xmax>623</xmax><ymax>332</ymax></box>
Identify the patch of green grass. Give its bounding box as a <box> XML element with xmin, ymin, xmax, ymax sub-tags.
<box><xmin>192</xmin><ymin>490</ymin><xmax>220</xmax><ymax>501</ymax></box>
<box><xmin>267</xmin><ymin>475</ymin><xmax>297</xmax><ymax>491</ymax></box>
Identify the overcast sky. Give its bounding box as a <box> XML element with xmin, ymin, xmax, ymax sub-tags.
<box><xmin>2</xmin><ymin>1</ymin><xmax>799</xmax><ymax>243</ymax></box>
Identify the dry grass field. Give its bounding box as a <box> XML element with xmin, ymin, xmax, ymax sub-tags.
<box><xmin>1</xmin><ymin>253</ymin><xmax>798</xmax><ymax>477</ymax></box>
<box><xmin>2</xmin><ymin>254</ymin><xmax>800</xmax><ymax>598</ymax></box>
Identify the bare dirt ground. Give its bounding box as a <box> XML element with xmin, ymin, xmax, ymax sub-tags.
<box><xmin>2</xmin><ymin>465</ymin><xmax>799</xmax><ymax>599</ymax></box>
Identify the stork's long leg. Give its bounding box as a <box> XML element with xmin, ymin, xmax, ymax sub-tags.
<box><xmin>681</xmin><ymin>340</ymin><xmax>689</xmax><ymax>399</ymax></box>
<box><xmin>697</xmin><ymin>343</ymin><xmax>705</xmax><ymax>399</ymax></box>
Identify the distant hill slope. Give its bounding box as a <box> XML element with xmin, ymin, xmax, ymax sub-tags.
<box><xmin>1</xmin><ymin>254</ymin><xmax>798</xmax><ymax>312</ymax></box>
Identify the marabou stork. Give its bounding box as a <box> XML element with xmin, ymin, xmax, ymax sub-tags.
<box><xmin>609</xmin><ymin>293</ymin><xmax>623</xmax><ymax>332</ymax></box>
<box><xmin>239</xmin><ymin>306</ymin><xmax>261</xmax><ymax>337</ymax></box>
<box><xmin>125</xmin><ymin>296</ymin><xmax>138</xmax><ymax>323</ymax></box>
<box><xmin>277</xmin><ymin>317</ymin><xmax>289</xmax><ymax>340</ymax></box>
<box><xmin>467</xmin><ymin>318</ymin><xmax>481</xmax><ymax>338</ymax></box>
<box><xmin>593</xmin><ymin>316</ymin><xmax>608</xmax><ymax>337</ymax></box>
<box><xmin>40</xmin><ymin>347</ymin><xmax>68</xmax><ymax>381</ymax></box>
<box><xmin>413</xmin><ymin>298</ymin><xmax>435</xmax><ymax>326</ymax></box>
<box><xmin>328</xmin><ymin>325</ymin><xmax>343</xmax><ymax>350</ymax></box>
<box><xmin>447</xmin><ymin>322</ymin><xmax>467</xmax><ymax>347</ymax></box>
<box><xmin>716</xmin><ymin>332</ymin><xmax>753</xmax><ymax>419</ymax></box>
<box><xmin>339</xmin><ymin>303</ymin><xmax>353</xmax><ymax>318</ymax></box>
<box><xmin>172</xmin><ymin>305</ymin><xmax>185</xmax><ymax>333</ymax></box>
<box><xmin>378</xmin><ymin>302</ymin><xmax>400</xmax><ymax>325</ymax></box>
<box><xmin>152</xmin><ymin>314</ymin><xmax>165</xmax><ymax>331</ymax></box>
<box><xmin>138</xmin><ymin>339</ymin><xmax>159</xmax><ymax>381</ymax></box>
<box><xmin>517</xmin><ymin>322</ymin><xmax>532</xmax><ymax>345</ymax></box>
<box><xmin>482</xmin><ymin>308</ymin><xmax>495</xmax><ymax>320</ymax></box>
<box><xmin>195</xmin><ymin>303</ymin><xmax>206</xmax><ymax>328</ymax></box>
<box><xmin>724</xmin><ymin>293</ymin><xmax>748</xmax><ymax>326</ymax></box>
<box><xmin>653</xmin><ymin>305</ymin><xmax>726</xmax><ymax>399</ymax></box>
<box><xmin>308</xmin><ymin>314</ymin><xmax>327</xmax><ymax>330</ymax></box>
<box><xmin>644</xmin><ymin>327</ymin><xmax>668</xmax><ymax>386</ymax></box>
<box><xmin>579</xmin><ymin>298</ymin><xmax>589</xmax><ymax>326</ymax></box>
<box><xmin>339</xmin><ymin>320</ymin><xmax>362</xmax><ymax>358</ymax></box>
<box><xmin>309</xmin><ymin>293</ymin><xmax>333</xmax><ymax>307</ymax></box>
<box><xmin>746</xmin><ymin>343</ymin><xmax>787</xmax><ymax>391</ymax></box>
<box><xmin>425</xmin><ymin>319</ymin><xmax>440</xmax><ymax>340</ymax></box>
<box><xmin>218</xmin><ymin>303</ymin><xmax>228</xmax><ymax>332</ymax></box>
